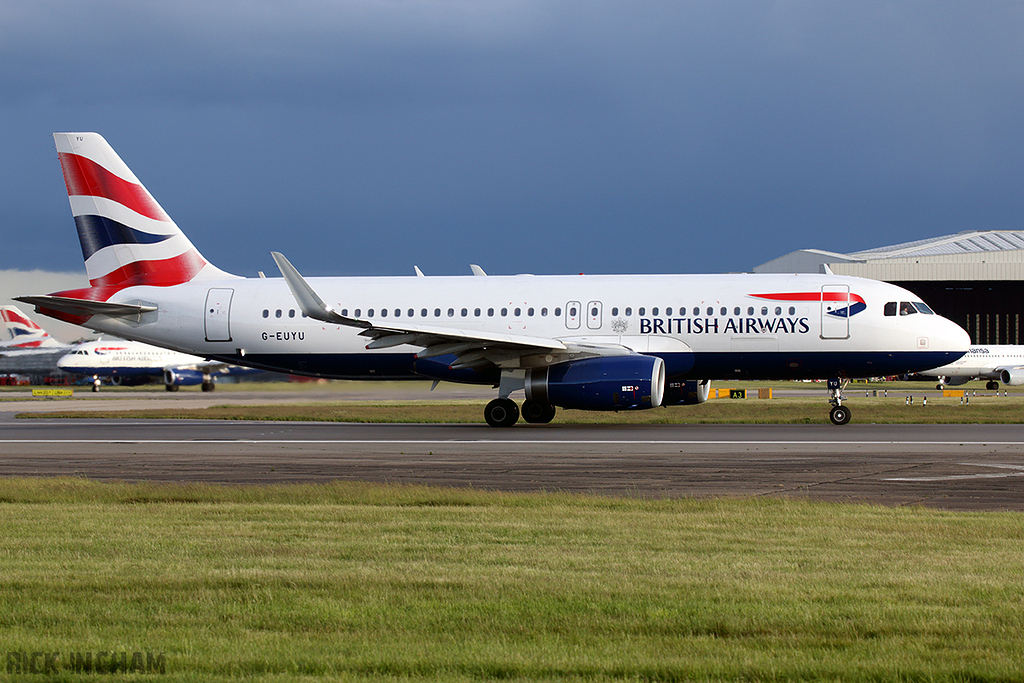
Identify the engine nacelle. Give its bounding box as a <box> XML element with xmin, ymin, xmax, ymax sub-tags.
<box><xmin>662</xmin><ymin>379</ymin><xmax>711</xmax><ymax>405</ymax></box>
<box><xmin>525</xmin><ymin>355</ymin><xmax>665</xmax><ymax>411</ymax></box>
<box><xmin>164</xmin><ymin>368</ymin><xmax>206</xmax><ymax>386</ymax></box>
<box><xmin>999</xmin><ymin>369</ymin><xmax>1024</xmax><ymax>386</ymax></box>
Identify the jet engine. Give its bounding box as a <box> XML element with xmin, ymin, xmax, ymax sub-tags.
<box><xmin>662</xmin><ymin>379</ymin><xmax>711</xmax><ymax>405</ymax></box>
<box><xmin>999</xmin><ymin>369</ymin><xmax>1024</xmax><ymax>386</ymax></box>
<box><xmin>525</xmin><ymin>355</ymin><xmax>665</xmax><ymax>411</ymax></box>
<box><xmin>163</xmin><ymin>369</ymin><xmax>206</xmax><ymax>387</ymax></box>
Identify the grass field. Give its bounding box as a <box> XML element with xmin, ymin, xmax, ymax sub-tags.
<box><xmin>16</xmin><ymin>394</ymin><xmax>1024</xmax><ymax>424</ymax></box>
<box><xmin>1</xmin><ymin>478</ymin><xmax>1023</xmax><ymax>682</ymax></box>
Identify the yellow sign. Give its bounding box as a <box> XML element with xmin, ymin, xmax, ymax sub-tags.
<box><xmin>32</xmin><ymin>388</ymin><xmax>73</xmax><ymax>398</ymax></box>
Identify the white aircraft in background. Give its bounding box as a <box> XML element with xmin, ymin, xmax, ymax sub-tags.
<box><xmin>57</xmin><ymin>339</ymin><xmax>259</xmax><ymax>392</ymax></box>
<box><xmin>920</xmin><ymin>345</ymin><xmax>1024</xmax><ymax>390</ymax></box>
<box><xmin>19</xmin><ymin>133</ymin><xmax>970</xmax><ymax>426</ymax></box>
<box><xmin>0</xmin><ymin>306</ymin><xmax>68</xmax><ymax>353</ymax></box>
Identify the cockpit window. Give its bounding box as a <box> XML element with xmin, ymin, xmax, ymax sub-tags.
<box><xmin>884</xmin><ymin>302</ymin><xmax>896</xmax><ymax>316</ymax></box>
<box><xmin>913</xmin><ymin>302</ymin><xmax>935</xmax><ymax>315</ymax></box>
<box><xmin>899</xmin><ymin>301</ymin><xmax>917</xmax><ymax>315</ymax></box>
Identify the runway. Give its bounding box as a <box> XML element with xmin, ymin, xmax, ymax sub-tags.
<box><xmin>2</xmin><ymin>416</ymin><xmax>1024</xmax><ymax>510</ymax></box>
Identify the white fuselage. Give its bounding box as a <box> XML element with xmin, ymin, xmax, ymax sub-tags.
<box><xmin>69</xmin><ymin>271</ymin><xmax>969</xmax><ymax>383</ymax></box>
<box><xmin>920</xmin><ymin>345</ymin><xmax>1024</xmax><ymax>385</ymax></box>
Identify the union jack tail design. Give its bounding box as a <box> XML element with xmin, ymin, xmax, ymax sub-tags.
<box><xmin>0</xmin><ymin>306</ymin><xmax>64</xmax><ymax>349</ymax></box>
<box><xmin>53</xmin><ymin>133</ymin><xmax>232</xmax><ymax>299</ymax></box>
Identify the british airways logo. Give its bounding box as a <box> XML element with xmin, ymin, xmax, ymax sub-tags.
<box><xmin>639</xmin><ymin>316</ymin><xmax>810</xmax><ymax>335</ymax></box>
<box><xmin>752</xmin><ymin>292</ymin><xmax>867</xmax><ymax>319</ymax></box>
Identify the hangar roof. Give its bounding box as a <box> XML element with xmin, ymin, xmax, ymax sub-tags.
<box><xmin>753</xmin><ymin>230</ymin><xmax>1024</xmax><ymax>280</ymax></box>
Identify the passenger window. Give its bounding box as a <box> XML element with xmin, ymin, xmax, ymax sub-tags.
<box><xmin>501</xmin><ymin>308</ymin><xmax>508</xmax><ymax>316</ymax></box>
<box><xmin>761</xmin><ymin>307</ymin><xmax>768</xmax><ymax>315</ymax></box>
<box><xmin>488</xmin><ymin>308</ymin><xmax>494</xmax><ymax>317</ymax></box>
<box><xmin>368</xmin><ymin>309</ymin><xmax>374</xmax><ymax>317</ymax></box>
<box><xmin>612</xmin><ymin>307</ymin><xmax>619</xmax><ymax>316</ymax></box>
<box><xmin>514</xmin><ymin>307</ymin><xmax>521</xmax><ymax>317</ymax></box>
<box><xmin>461</xmin><ymin>308</ymin><xmax>468</xmax><ymax>317</ymax></box>
<box><xmin>408</xmin><ymin>308</ymin><xmax>414</xmax><ymax>317</ymax></box>
<box><xmin>421</xmin><ymin>308</ymin><xmax>427</xmax><ymax>317</ymax></box>
<box><xmin>653</xmin><ymin>307</ymin><xmax>659</xmax><ymax>316</ymax></box>
<box><xmin>720</xmin><ymin>307</ymin><xmax>726</xmax><ymax>315</ymax></box>
<box><xmin>528</xmin><ymin>308</ymin><xmax>534</xmax><ymax>317</ymax></box>
<box><xmin>638</xmin><ymin>307</ymin><xmax>645</xmax><ymax>316</ymax></box>
<box><xmin>706</xmin><ymin>307</ymin><xmax>713</xmax><ymax>316</ymax></box>
<box><xmin>775</xmin><ymin>307</ymin><xmax>781</xmax><ymax>315</ymax></box>
<box><xmin>448</xmin><ymin>308</ymin><xmax>455</xmax><ymax>317</ymax></box>
<box><xmin>541</xmin><ymin>308</ymin><xmax>547</xmax><ymax>316</ymax></box>
<box><xmin>474</xmin><ymin>308</ymin><xmax>481</xmax><ymax>317</ymax></box>
<box><xmin>289</xmin><ymin>310</ymin><xmax>295</xmax><ymax>318</ymax></box>
<box><xmin>748</xmin><ymin>307</ymin><xmax>754</xmax><ymax>315</ymax></box>
<box><xmin>354</xmin><ymin>309</ymin><xmax>361</xmax><ymax>317</ymax></box>
<box><xmin>625</xmin><ymin>307</ymin><xmax>632</xmax><ymax>316</ymax></box>
<box><xmin>789</xmin><ymin>307</ymin><xmax>795</xmax><ymax>315</ymax></box>
<box><xmin>262</xmin><ymin>310</ymin><xmax>269</xmax><ymax>318</ymax></box>
<box><xmin>555</xmin><ymin>307</ymin><xmax>562</xmax><ymax>316</ymax></box>
<box><xmin>733</xmin><ymin>307</ymin><xmax>740</xmax><ymax>315</ymax></box>
<box><xmin>666</xmin><ymin>307</ymin><xmax>673</xmax><ymax>316</ymax></box>
<box><xmin>275</xmin><ymin>309</ymin><xmax>282</xmax><ymax>318</ymax></box>
<box><xmin>341</xmin><ymin>309</ymin><xmax>348</xmax><ymax>316</ymax></box>
<box><xmin>380</xmin><ymin>309</ymin><xmax>387</xmax><ymax>317</ymax></box>
<box><xmin>679</xmin><ymin>307</ymin><xmax>686</xmax><ymax>316</ymax></box>
<box><xmin>569</xmin><ymin>306</ymin><xmax>577</xmax><ymax>317</ymax></box>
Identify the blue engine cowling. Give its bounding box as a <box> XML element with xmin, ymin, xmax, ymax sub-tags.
<box><xmin>163</xmin><ymin>368</ymin><xmax>206</xmax><ymax>386</ymax></box>
<box><xmin>525</xmin><ymin>355</ymin><xmax>665</xmax><ymax>411</ymax></box>
<box><xmin>662</xmin><ymin>379</ymin><xmax>711</xmax><ymax>405</ymax></box>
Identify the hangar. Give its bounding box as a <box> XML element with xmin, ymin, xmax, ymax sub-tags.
<box><xmin>753</xmin><ymin>230</ymin><xmax>1024</xmax><ymax>345</ymax></box>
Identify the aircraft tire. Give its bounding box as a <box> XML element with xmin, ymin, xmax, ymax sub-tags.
<box><xmin>829</xmin><ymin>405</ymin><xmax>851</xmax><ymax>426</ymax></box>
<box><xmin>484</xmin><ymin>398</ymin><xmax>520</xmax><ymax>428</ymax></box>
<box><xmin>521</xmin><ymin>400</ymin><xmax>556</xmax><ymax>424</ymax></box>
<box><xmin>165</xmin><ymin>384</ymin><xmax>179</xmax><ymax>392</ymax></box>
<box><xmin>201</xmin><ymin>381</ymin><xmax>215</xmax><ymax>392</ymax></box>
<box><xmin>987</xmin><ymin>381</ymin><xmax>999</xmax><ymax>391</ymax></box>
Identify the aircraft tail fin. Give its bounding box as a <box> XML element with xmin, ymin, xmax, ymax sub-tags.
<box><xmin>0</xmin><ymin>306</ymin><xmax>64</xmax><ymax>349</ymax></box>
<box><xmin>53</xmin><ymin>133</ymin><xmax>234</xmax><ymax>297</ymax></box>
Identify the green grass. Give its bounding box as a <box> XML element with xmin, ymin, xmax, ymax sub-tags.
<box><xmin>16</xmin><ymin>393</ymin><xmax>1024</xmax><ymax>423</ymax></box>
<box><xmin>1</xmin><ymin>478</ymin><xmax>1022</xmax><ymax>681</ymax></box>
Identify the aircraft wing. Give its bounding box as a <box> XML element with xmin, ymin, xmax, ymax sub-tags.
<box><xmin>272</xmin><ymin>252</ymin><xmax>635</xmax><ymax>371</ymax></box>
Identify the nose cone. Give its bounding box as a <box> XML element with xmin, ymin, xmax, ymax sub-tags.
<box><xmin>928</xmin><ymin>315</ymin><xmax>971</xmax><ymax>363</ymax></box>
<box><xmin>56</xmin><ymin>354</ymin><xmax>71</xmax><ymax>369</ymax></box>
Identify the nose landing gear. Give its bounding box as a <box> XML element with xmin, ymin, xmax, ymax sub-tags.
<box><xmin>828</xmin><ymin>378</ymin><xmax>851</xmax><ymax>425</ymax></box>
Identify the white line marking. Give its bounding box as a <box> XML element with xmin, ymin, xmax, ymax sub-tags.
<box><xmin>3</xmin><ymin>440</ymin><xmax>1024</xmax><ymax>446</ymax></box>
<box><xmin>886</xmin><ymin>463</ymin><xmax>1024</xmax><ymax>481</ymax></box>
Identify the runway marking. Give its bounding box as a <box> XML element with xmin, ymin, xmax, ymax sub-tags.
<box><xmin>3</xmin><ymin>439</ymin><xmax>1024</xmax><ymax>446</ymax></box>
<box><xmin>886</xmin><ymin>463</ymin><xmax>1024</xmax><ymax>481</ymax></box>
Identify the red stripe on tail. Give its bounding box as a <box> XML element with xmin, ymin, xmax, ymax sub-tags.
<box><xmin>59</xmin><ymin>152</ymin><xmax>170</xmax><ymax>222</ymax></box>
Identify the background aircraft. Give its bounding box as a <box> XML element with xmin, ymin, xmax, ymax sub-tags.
<box><xmin>920</xmin><ymin>345</ymin><xmax>1024</xmax><ymax>390</ymax></box>
<box><xmin>19</xmin><ymin>133</ymin><xmax>970</xmax><ymax>425</ymax></box>
<box><xmin>0</xmin><ymin>306</ymin><xmax>67</xmax><ymax>351</ymax></box>
<box><xmin>58</xmin><ymin>339</ymin><xmax>262</xmax><ymax>392</ymax></box>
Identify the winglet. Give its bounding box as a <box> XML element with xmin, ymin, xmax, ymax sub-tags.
<box><xmin>270</xmin><ymin>252</ymin><xmax>370</xmax><ymax>329</ymax></box>
<box><xmin>470</xmin><ymin>264</ymin><xmax>487</xmax><ymax>276</ymax></box>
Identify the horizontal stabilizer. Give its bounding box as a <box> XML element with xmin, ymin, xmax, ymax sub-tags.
<box><xmin>14</xmin><ymin>295</ymin><xmax>156</xmax><ymax>319</ymax></box>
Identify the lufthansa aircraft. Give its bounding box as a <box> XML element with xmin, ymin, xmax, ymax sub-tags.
<box><xmin>18</xmin><ymin>133</ymin><xmax>970</xmax><ymax>426</ymax></box>
<box><xmin>920</xmin><ymin>345</ymin><xmax>1024</xmax><ymax>390</ymax></box>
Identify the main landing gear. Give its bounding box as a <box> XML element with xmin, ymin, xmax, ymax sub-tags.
<box><xmin>827</xmin><ymin>378</ymin><xmax>851</xmax><ymax>426</ymax></box>
<box><xmin>484</xmin><ymin>398</ymin><xmax>556</xmax><ymax>427</ymax></box>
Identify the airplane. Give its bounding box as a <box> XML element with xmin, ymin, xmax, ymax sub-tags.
<box><xmin>919</xmin><ymin>345</ymin><xmax>1024</xmax><ymax>390</ymax></box>
<box><xmin>17</xmin><ymin>132</ymin><xmax>970</xmax><ymax>426</ymax></box>
<box><xmin>57</xmin><ymin>338</ymin><xmax>261</xmax><ymax>392</ymax></box>
<box><xmin>0</xmin><ymin>306</ymin><xmax>68</xmax><ymax>352</ymax></box>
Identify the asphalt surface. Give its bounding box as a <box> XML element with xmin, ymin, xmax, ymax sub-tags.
<box><xmin>2</xmin><ymin>409</ymin><xmax>1023</xmax><ymax>509</ymax></box>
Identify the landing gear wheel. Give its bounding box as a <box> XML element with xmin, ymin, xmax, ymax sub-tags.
<box><xmin>484</xmin><ymin>398</ymin><xmax>520</xmax><ymax>428</ymax></box>
<box><xmin>521</xmin><ymin>400</ymin><xmax>556</xmax><ymax>424</ymax></box>
<box><xmin>936</xmin><ymin>383</ymin><xmax>944</xmax><ymax>390</ymax></box>
<box><xmin>201</xmin><ymin>381</ymin><xmax>215</xmax><ymax>392</ymax></box>
<box><xmin>829</xmin><ymin>405</ymin><xmax>851</xmax><ymax>426</ymax></box>
<box><xmin>165</xmin><ymin>384</ymin><xmax>179</xmax><ymax>392</ymax></box>
<box><xmin>987</xmin><ymin>381</ymin><xmax>999</xmax><ymax>391</ymax></box>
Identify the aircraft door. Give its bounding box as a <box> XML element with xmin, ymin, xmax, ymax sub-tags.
<box><xmin>565</xmin><ymin>301</ymin><xmax>581</xmax><ymax>330</ymax></box>
<box><xmin>820</xmin><ymin>285</ymin><xmax>850</xmax><ymax>340</ymax></box>
<box><xmin>586</xmin><ymin>301</ymin><xmax>603</xmax><ymax>330</ymax></box>
<box><xmin>205</xmin><ymin>288</ymin><xmax>234</xmax><ymax>342</ymax></box>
